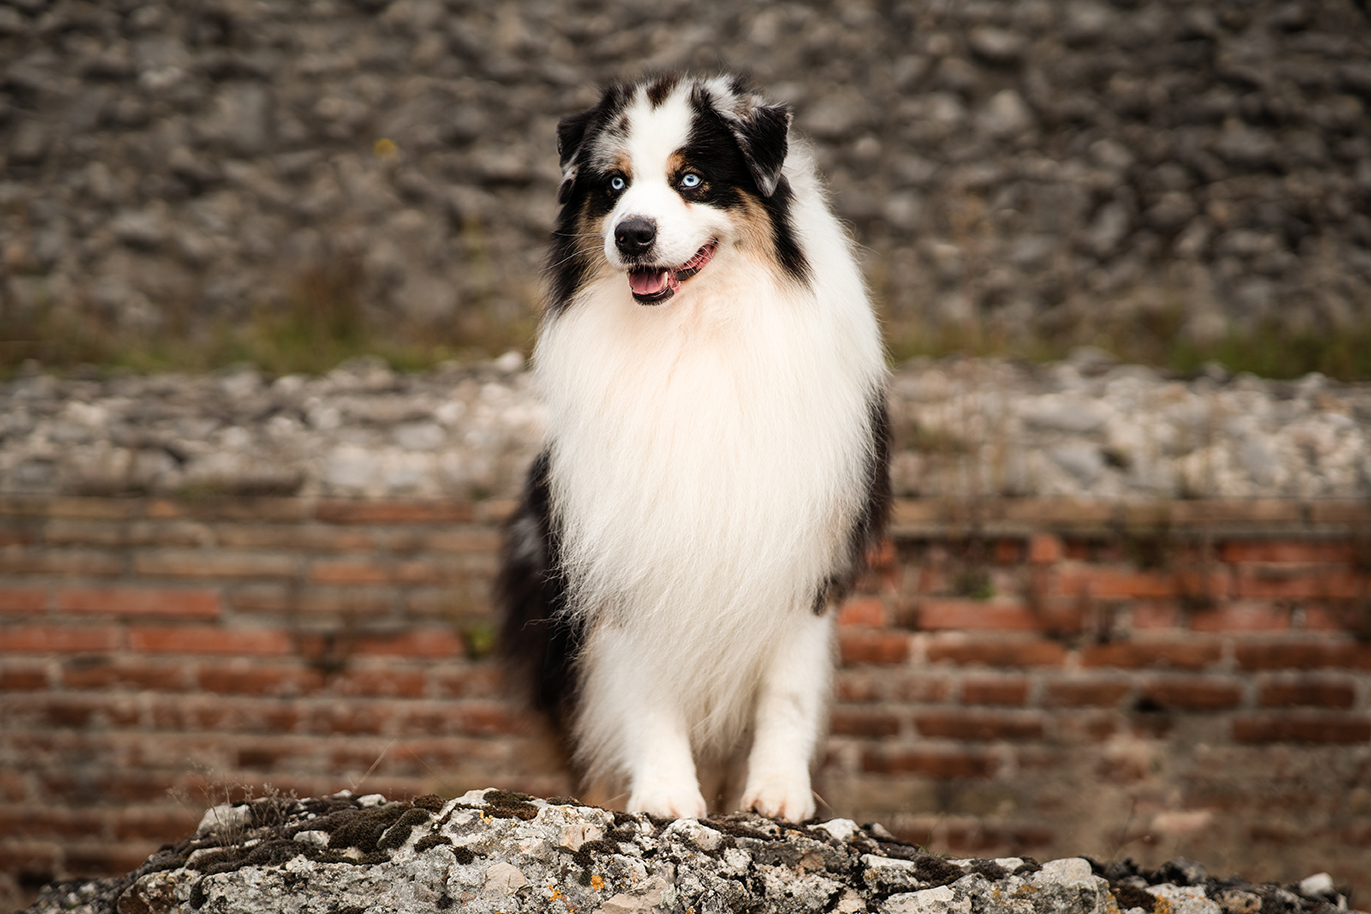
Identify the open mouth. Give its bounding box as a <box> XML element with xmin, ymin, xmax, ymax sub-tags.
<box><xmin>627</xmin><ymin>240</ymin><xmax>718</xmax><ymax>305</ymax></box>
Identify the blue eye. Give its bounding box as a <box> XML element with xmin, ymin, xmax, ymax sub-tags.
<box><xmin>610</xmin><ymin>175</ymin><xmax>626</xmax><ymax>192</ymax></box>
<box><xmin>680</xmin><ymin>172</ymin><xmax>702</xmax><ymax>189</ymax></box>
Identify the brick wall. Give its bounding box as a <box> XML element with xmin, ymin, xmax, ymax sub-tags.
<box><xmin>1</xmin><ymin>495</ymin><xmax>1369</xmax><ymax>903</ymax></box>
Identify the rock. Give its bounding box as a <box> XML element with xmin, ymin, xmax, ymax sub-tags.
<box><xmin>18</xmin><ymin>790</ymin><xmax>1355</xmax><ymax>914</ymax></box>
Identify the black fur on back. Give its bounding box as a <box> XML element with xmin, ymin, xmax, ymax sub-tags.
<box><xmin>495</xmin><ymin>448</ymin><xmax>582</xmax><ymax>726</ymax></box>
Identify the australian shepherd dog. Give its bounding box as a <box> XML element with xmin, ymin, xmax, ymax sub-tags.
<box><xmin>498</xmin><ymin>73</ymin><xmax>890</xmax><ymax>821</ymax></box>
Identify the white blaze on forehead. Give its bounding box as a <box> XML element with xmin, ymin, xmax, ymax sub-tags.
<box><xmin>620</xmin><ymin>85</ymin><xmax>696</xmax><ymax>183</ymax></box>
<box><xmin>600</xmin><ymin>82</ymin><xmax>731</xmax><ymax>272</ymax></box>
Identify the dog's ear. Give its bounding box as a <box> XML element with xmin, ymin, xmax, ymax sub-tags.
<box><xmin>726</xmin><ymin>103</ymin><xmax>792</xmax><ymax>199</ymax></box>
<box><xmin>555</xmin><ymin>108</ymin><xmax>594</xmax><ymax>204</ymax></box>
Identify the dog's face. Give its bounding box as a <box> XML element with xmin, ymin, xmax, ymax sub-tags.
<box><xmin>548</xmin><ymin>74</ymin><xmax>809</xmax><ymax>311</ymax></box>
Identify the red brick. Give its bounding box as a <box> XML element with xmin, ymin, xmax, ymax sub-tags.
<box><xmin>0</xmin><ymin>548</ymin><xmax>123</xmax><ymax>577</ymax></box>
<box><xmin>314</xmin><ymin>501</ymin><xmax>474</xmax><ymax>525</ymax></box>
<box><xmin>308</xmin><ymin>559</ymin><xmax>392</xmax><ymax>585</ymax></box>
<box><xmin>0</xmin><ymin>663</ymin><xmax>50</xmax><ymax>690</ymax></box>
<box><xmin>961</xmin><ymin>676</ymin><xmax>1029</xmax><ymax>706</ymax></box>
<box><xmin>926</xmin><ymin>636</ymin><xmax>1066</xmax><ymax>667</ymax></box>
<box><xmin>1081</xmin><ymin>640</ymin><xmax>1221</xmax><ymax>670</ymax></box>
<box><xmin>1258</xmin><ymin>679</ymin><xmax>1357</xmax><ymax>709</ymax></box>
<box><xmin>1235</xmin><ymin>641</ymin><xmax>1371</xmax><ymax>670</ymax></box>
<box><xmin>1219</xmin><ymin>539</ymin><xmax>1357</xmax><ymax>564</ymax></box>
<box><xmin>405</xmin><ymin>529</ymin><xmax>503</xmax><ymax>555</ymax></box>
<box><xmin>216</xmin><ymin>524</ymin><xmax>376</xmax><ymax>551</ymax></box>
<box><xmin>114</xmin><ymin>808</ymin><xmax>201</xmax><ymax>842</ymax></box>
<box><xmin>127</xmin><ymin>626</ymin><xmax>293</xmax><ymax>655</ymax></box>
<box><xmin>0</xmin><ymin>625</ymin><xmax>122</xmax><ymax>653</ymax></box>
<box><xmin>444</xmin><ymin>702</ymin><xmax>525</xmax><ymax>736</ymax></box>
<box><xmin>861</xmin><ymin>747</ymin><xmax>995</xmax><ymax>778</ymax></box>
<box><xmin>229</xmin><ymin>585</ymin><xmax>396</xmax><ymax>617</ymax></box>
<box><xmin>917</xmin><ymin>599</ymin><xmax>1037</xmax><ymax>631</ymax></box>
<box><xmin>0</xmin><ymin>588</ymin><xmax>47</xmax><ymax>613</ymax></box>
<box><xmin>0</xmin><ymin>523</ymin><xmax>35</xmax><ymax>547</ymax></box>
<box><xmin>134</xmin><ymin>550</ymin><xmax>298</xmax><ymax>579</ymax></box>
<box><xmin>1232</xmin><ymin>714</ymin><xmax>1371</xmax><ymax>744</ymax></box>
<box><xmin>196</xmin><ymin>664</ymin><xmax>324</xmax><ymax>695</ymax></box>
<box><xmin>830</xmin><ymin>707</ymin><xmax>902</xmax><ymax>737</ymax></box>
<box><xmin>1043</xmin><ymin>679</ymin><xmax>1131</xmax><ymax>708</ymax></box>
<box><xmin>64</xmin><ymin>840</ymin><xmax>157</xmax><ymax>877</ymax></box>
<box><xmin>393</xmin><ymin>559</ymin><xmax>473</xmax><ymax>585</ymax></box>
<box><xmin>146</xmin><ymin>497</ymin><xmax>310</xmax><ymax>522</ymax></box>
<box><xmin>432</xmin><ymin>665</ymin><xmax>504</xmax><ymax>699</ymax></box>
<box><xmin>1055</xmin><ymin>567</ymin><xmax>1175</xmax><ymax>599</ymax></box>
<box><xmin>838</xmin><ymin>630</ymin><xmax>910</xmax><ymax>665</ymax></box>
<box><xmin>41</xmin><ymin>519</ymin><xmax>210</xmax><ymax>548</ymax></box>
<box><xmin>406</xmin><ymin>587</ymin><xmax>491</xmax><ymax>620</ymax></box>
<box><xmin>63</xmin><ymin>658</ymin><xmax>190</xmax><ymax>691</ymax></box>
<box><xmin>837</xmin><ymin>597</ymin><xmax>887</xmax><ymax>627</ymax></box>
<box><xmin>57</xmin><ymin>587</ymin><xmax>221</xmax><ymax>619</ymax></box>
<box><xmin>1131</xmin><ymin>602</ymin><xmax>1183</xmax><ymax>629</ymax></box>
<box><xmin>350</xmin><ymin>629</ymin><xmax>464</xmax><ymax>658</ymax></box>
<box><xmin>0</xmin><ymin>807</ymin><xmax>108</xmax><ymax>841</ymax></box>
<box><xmin>1028</xmin><ymin>533</ymin><xmax>1064</xmax><ymax>564</ymax></box>
<box><xmin>329</xmin><ymin>667</ymin><xmax>427</xmax><ymax>698</ymax></box>
<box><xmin>0</xmin><ymin>840</ymin><xmax>58</xmax><ymax>876</ymax></box>
<box><xmin>29</xmin><ymin>695</ymin><xmax>142</xmax><ymax>729</ymax></box>
<box><xmin>1234</xmin><ymin>568</ymin><xmax>1365</xmax><ymax>600</ymax></box>
<box><xmin>914</xmin><ymin>709</ymin><xmax>1043</xmax><ymax>741</ymax></box>
<box><xmin>1141</xmin><ymin>677</ymin><xmax>1243</xmax><ymax>711</ymax></box>
<box><xmin>1189</xmin><ymin>603</ymin><xmax>1290</xmax><ymax>632</ymax></box>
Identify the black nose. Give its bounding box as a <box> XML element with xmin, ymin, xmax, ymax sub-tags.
<box><xmin>614</xmin><ymin>217</ymin><xmax>657</xmax><ymax>258</ymax></box>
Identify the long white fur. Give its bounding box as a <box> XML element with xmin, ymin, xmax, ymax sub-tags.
<box><xmin>535</xmin><ymin>79</ymin><xmax>885</xmax><ymax>820</ymax></box>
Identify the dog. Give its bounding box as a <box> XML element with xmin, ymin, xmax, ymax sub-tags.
<box><xmin>498</xmin><ymin>73</ymin><xmax>890</xmax><ymax>821</ymax></box>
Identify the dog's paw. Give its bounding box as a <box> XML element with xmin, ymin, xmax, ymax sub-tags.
<box><xmin>628</xmin><ymin>782</ymin><xmax>707</xmax><ymax>819</ymax></box>
<box><xmin>742</xmin><ymin>775</ymin><xmax>815</xmax><ymax>822</ymax></box>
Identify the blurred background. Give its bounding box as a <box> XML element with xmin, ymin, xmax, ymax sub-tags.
<box><xmin>2</xmin><ymin>0</ymin><xmax>1371</xmax><ymax>911</ymax></box>
<box><xmin>2</xmin><ymin>0</ymin><xmax>1370</xmax><ymax>377</ymax></box>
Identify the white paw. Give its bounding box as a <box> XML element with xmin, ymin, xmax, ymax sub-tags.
<box><xmin>628</xmin><ymin>780</ymin><xmax>707</xmax><ymax>819</ymax></box>
<box><xmin>742</xmin><ymin>775</ymin><xmax>815</xmax><ymax>822</ymax></box>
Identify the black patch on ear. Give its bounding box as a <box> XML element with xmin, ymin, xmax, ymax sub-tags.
<box><xmin>684</xmin><ymin>85</ymin><xmax>810</xmax><ymax>284</ymax></box>
<box><xmin>732</xmin><ymin>103</ymin><xmax>791</xmax><ymax>199</ymax></box>
<box><xmin>556</xmin><ymin>109</ymin><xmax>594</xmax><ymax>173</ymax></box>
<box><xmin>546</xmin><ymin>84</ymin><xmax>634</xmax><ymax>313</ymax></box>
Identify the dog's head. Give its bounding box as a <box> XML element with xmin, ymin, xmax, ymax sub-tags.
<box><xmin>547</xmin><ymin>74</ymin><xmax>809</xmax><ymax>311</ymax></box>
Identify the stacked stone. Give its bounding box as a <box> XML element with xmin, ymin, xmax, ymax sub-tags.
<box><xmin>1</xmin><ymin>353</ymin><xmax>1367</xmax><ymax>501</ymax></box>
<box><xmin>2</xmin><ymin>0</ymin><xmax>1369</xmax><ymax>348</ymax></box>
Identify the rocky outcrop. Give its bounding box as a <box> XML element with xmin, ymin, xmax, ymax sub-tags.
<box><xmin>2</xmin><ymin>353</ymin><xmax>1369</xmax><ymax>502</ymax></box>
<box><xmin>20</xmin><ymin>789</ymin><xmax>1355</xmax><ymax>914</ymax></box>
<box><xmin>2</xmin><ymin>0</ymin><xmax>1369</xmax><ymax>353</ymax></box>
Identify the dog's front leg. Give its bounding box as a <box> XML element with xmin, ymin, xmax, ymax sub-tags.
<box><xmin>741</xmin><ymin>609</ymin><xmax>833</xmax><ymax>821</ymax></box>
<box><xmin>625</xmin><ymin>706</ymin><xmax>707</xmax><ymax>819</ymax></box>
<box><xmin>583</xmin><ymin>627</ymin><xmax>707</xmax><ymax>819</ymax></box>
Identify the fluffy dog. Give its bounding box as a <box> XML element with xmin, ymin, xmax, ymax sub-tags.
<box><xmin>498</xmin><ymin>73</ymin><xmax>889</xmax><ymax>821</ymax></box>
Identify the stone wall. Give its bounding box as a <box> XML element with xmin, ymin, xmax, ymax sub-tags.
<box><xmin>3</xmin><ymin>356</ymin><xmax>1370</xmax><ymax>502</ymax></box>
<box><xmin>1</xmin><ymin>494</ymin><xmax>1369</xmax><ymax>907</ymax></box>
<box><xmin>2</xmin><ymin>0</ymin><xmax>1370</xmax><ymax>355</ymax></box>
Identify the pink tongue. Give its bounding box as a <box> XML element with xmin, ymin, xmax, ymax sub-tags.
<box><xmin>629</xmin><ymin>269</ymin><xmax>670</xmax><ymax>296</ymax></box>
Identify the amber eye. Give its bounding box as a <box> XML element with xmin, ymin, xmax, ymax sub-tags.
<box><xmin>679</xmin><ymin>172</ymin><xmax>702</xmax><ymax>189</ymax></box>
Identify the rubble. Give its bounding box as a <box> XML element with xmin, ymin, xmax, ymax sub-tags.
<box><xmin>19</xmin><ymin>789</ymin><xmax>1357</xmax><ymax>914</ymax></box>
